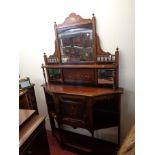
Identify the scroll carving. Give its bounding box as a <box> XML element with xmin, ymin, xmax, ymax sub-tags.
<box><xmin>96</xmin><ymin>35</ymin><xmax>110</xmax><ymax>55</ymax></box>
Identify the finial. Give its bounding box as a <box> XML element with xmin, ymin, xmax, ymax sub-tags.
<box><xmin>116</xmin><ymin>46</ymin><xmax>119</xmax><ymax>51</ymax></box>
<box><xmin>92</xmin><ymin>13</ymin><xmax>95</xmax><ymax>17</ymax></box>
<box><xmin>54</xmin><ymin>21</ymin><xmax>57</xmax><ymax>27</ymax></box>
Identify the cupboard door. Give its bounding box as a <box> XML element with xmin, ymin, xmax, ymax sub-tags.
<box><xmin>57</xmin><ymin>94</ymin><xmax>87</xmax><ymax>128</ymax></box>
<box><xmin>93</xmin><ymin>94</ymin><xmax>119</xmax><ymax>129</ymax></box>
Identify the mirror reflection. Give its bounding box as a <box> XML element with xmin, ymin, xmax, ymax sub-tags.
<box><xmin>58</xmin><ymin>24</ymin><xmax>94</xmax><ymax>63</ymax></box>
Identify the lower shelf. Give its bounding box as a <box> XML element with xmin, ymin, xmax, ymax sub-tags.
<box><xmin>53</xmin><ymin>129</ymin><xmax>119</xmax><ymax>155</ymax></box>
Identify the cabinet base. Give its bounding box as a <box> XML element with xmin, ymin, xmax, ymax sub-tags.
<box><xmin>53</xmin><ymin>129</ymin><xmax>119</xmax><ymax>155</ymax></box>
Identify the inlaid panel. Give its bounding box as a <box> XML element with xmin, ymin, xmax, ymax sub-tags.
<box><xmin>58</xmin><ymin>94</ymin><xmax>87</xmax><ymax>128</ymax></box>
<box><xmin>63</xmin><ymin>68</ymin><xmax>95</xmax><ymax>84</ymax></box>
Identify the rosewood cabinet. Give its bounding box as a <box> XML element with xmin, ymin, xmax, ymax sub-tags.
<box><xmin>19</xmin><ymin>84</ymin><xmax>39</xmax><ymax>114</ymax></box>
<box><xmin>19</xmin><ymin>110</ymin><xmax>50</xmax><ymax>155</ymax></box>
<box><xmin>41</xmin><ymin>13</ymin><xmax>123</xmax><ymax>154</ymax></box>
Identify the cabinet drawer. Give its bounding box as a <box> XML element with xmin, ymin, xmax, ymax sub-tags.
<box><xmin>93</xmin><ymin>94</ymin><xmax>119</xmax><ymax>129</ymax></box>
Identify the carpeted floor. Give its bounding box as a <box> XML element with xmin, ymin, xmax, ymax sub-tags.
<box><xmin>47</xmin><ymin>130</ymin><xmax>78</xmax><ymax>155</ymax></box>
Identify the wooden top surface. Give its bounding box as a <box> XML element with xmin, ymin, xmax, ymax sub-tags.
<box><xmin>19</xmin><ymin>111</ymin><xmax>45</xmax><ymax>148</ymax></box>
<box><xmin>42</xmin><ymin>84</ymin><xmax>123</xmax><ymax>97</ymax></box>
<box><xmin>44</xmin><ymin>64</ymin><xmax>117</xmax><ymax>69</ymax></box>
<box><xmin>19</xmin><ymin>109</ymin><xmax>35</xmax><ymax>126</ymax></box>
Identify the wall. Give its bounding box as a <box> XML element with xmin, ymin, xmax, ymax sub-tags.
<box><xmin>19</xmin><ymin>0</ymin><xmax>134</xmax><ymax>143</ymax></box>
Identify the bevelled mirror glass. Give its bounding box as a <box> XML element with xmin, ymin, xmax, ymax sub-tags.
<box><xmin>58</xmin><ymin>24</ymin><xmax>94</xmax><ymax>64</ymax></box>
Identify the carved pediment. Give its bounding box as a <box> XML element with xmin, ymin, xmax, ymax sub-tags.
<box><xmin>57</xmin><ymin>13</ymin><xmax>92</xmax><ymax>28</ymax></box>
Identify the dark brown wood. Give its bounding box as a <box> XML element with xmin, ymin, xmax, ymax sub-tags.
<box><xmin>42</xmin><ymin>83</ymin><xmax>123</xmax><ymax>97</ymax></box>
<box><xmin>43</xmin><ymin>83</ymin><xmax>123</xmax><ymax>151</ymax></box>
<box><xmin>92</xmin><ymin>13</ymin><xmax>97</xmax><ymax>64</ymax></box>
<box><xmin>115</xmin><ymin>47</ymin><xmax>119</xmax><ymax>88</ymax></box>
<box><xmin>41</xmin><ymin>12</ymin><xmax>123</xmax><ymax>154</ymax></box>
<box><xmin>19</xmin><ymin>110</ymin><xmax>50</xmax><ymax>155</ymax></box>
<box><xmin>60</xmin><ymin>130</ymin><xmax>119</xmax><ymax>155</ymax></box>
<box><xmin>43</xmin><ymin>53</ymin><xmax>48</xmax><ymax>65</ymax></box>
<box><xmin>45</xmin><ymin>64</ymin><xmax>117</xmax><ymax>68</ymax></box>
<box><xmin>19</xmin><ymin>84</ymin><xmax>39</xmax><ymax>114</ymax></box>
<box><xmin>42</xmin><ymin>13</ymin><xmax>119</xmax><ymax>88</ymax></box>
<box><xmin>54</xmin><ymin>22</ymin><xmax>61</xmax><ymax>63</ymax></box>
<box><xmin>42</xmin><ymin>63</ymin><xmax>47</xmax><ymax>85</ymax></box>
<box><xmin>19</xmin><ymin>90</ymin><xmax>30</xmax><ymax>109</ymax></box>
<box><xmin>63</xmin><ymin>68</ymin><xmax>95</xmax><ymax>84</ymax></box>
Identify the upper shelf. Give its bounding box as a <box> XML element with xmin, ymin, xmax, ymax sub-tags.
<box><xmin>42</xmin><ymin>13</ymin><xmax>120</xmax><ymax>88</ymax></box>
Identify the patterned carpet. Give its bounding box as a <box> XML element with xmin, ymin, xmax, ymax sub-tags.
<box><xmin>47</xmin><ymin>130</ymin><xmax>78</xmax><ymax>155</ymax></box>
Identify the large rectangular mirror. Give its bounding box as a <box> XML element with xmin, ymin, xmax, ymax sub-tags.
<box><xmin>58</xmin><ymin>24</ymin><xmax>94</xmax><ymax>64</ymax></box>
